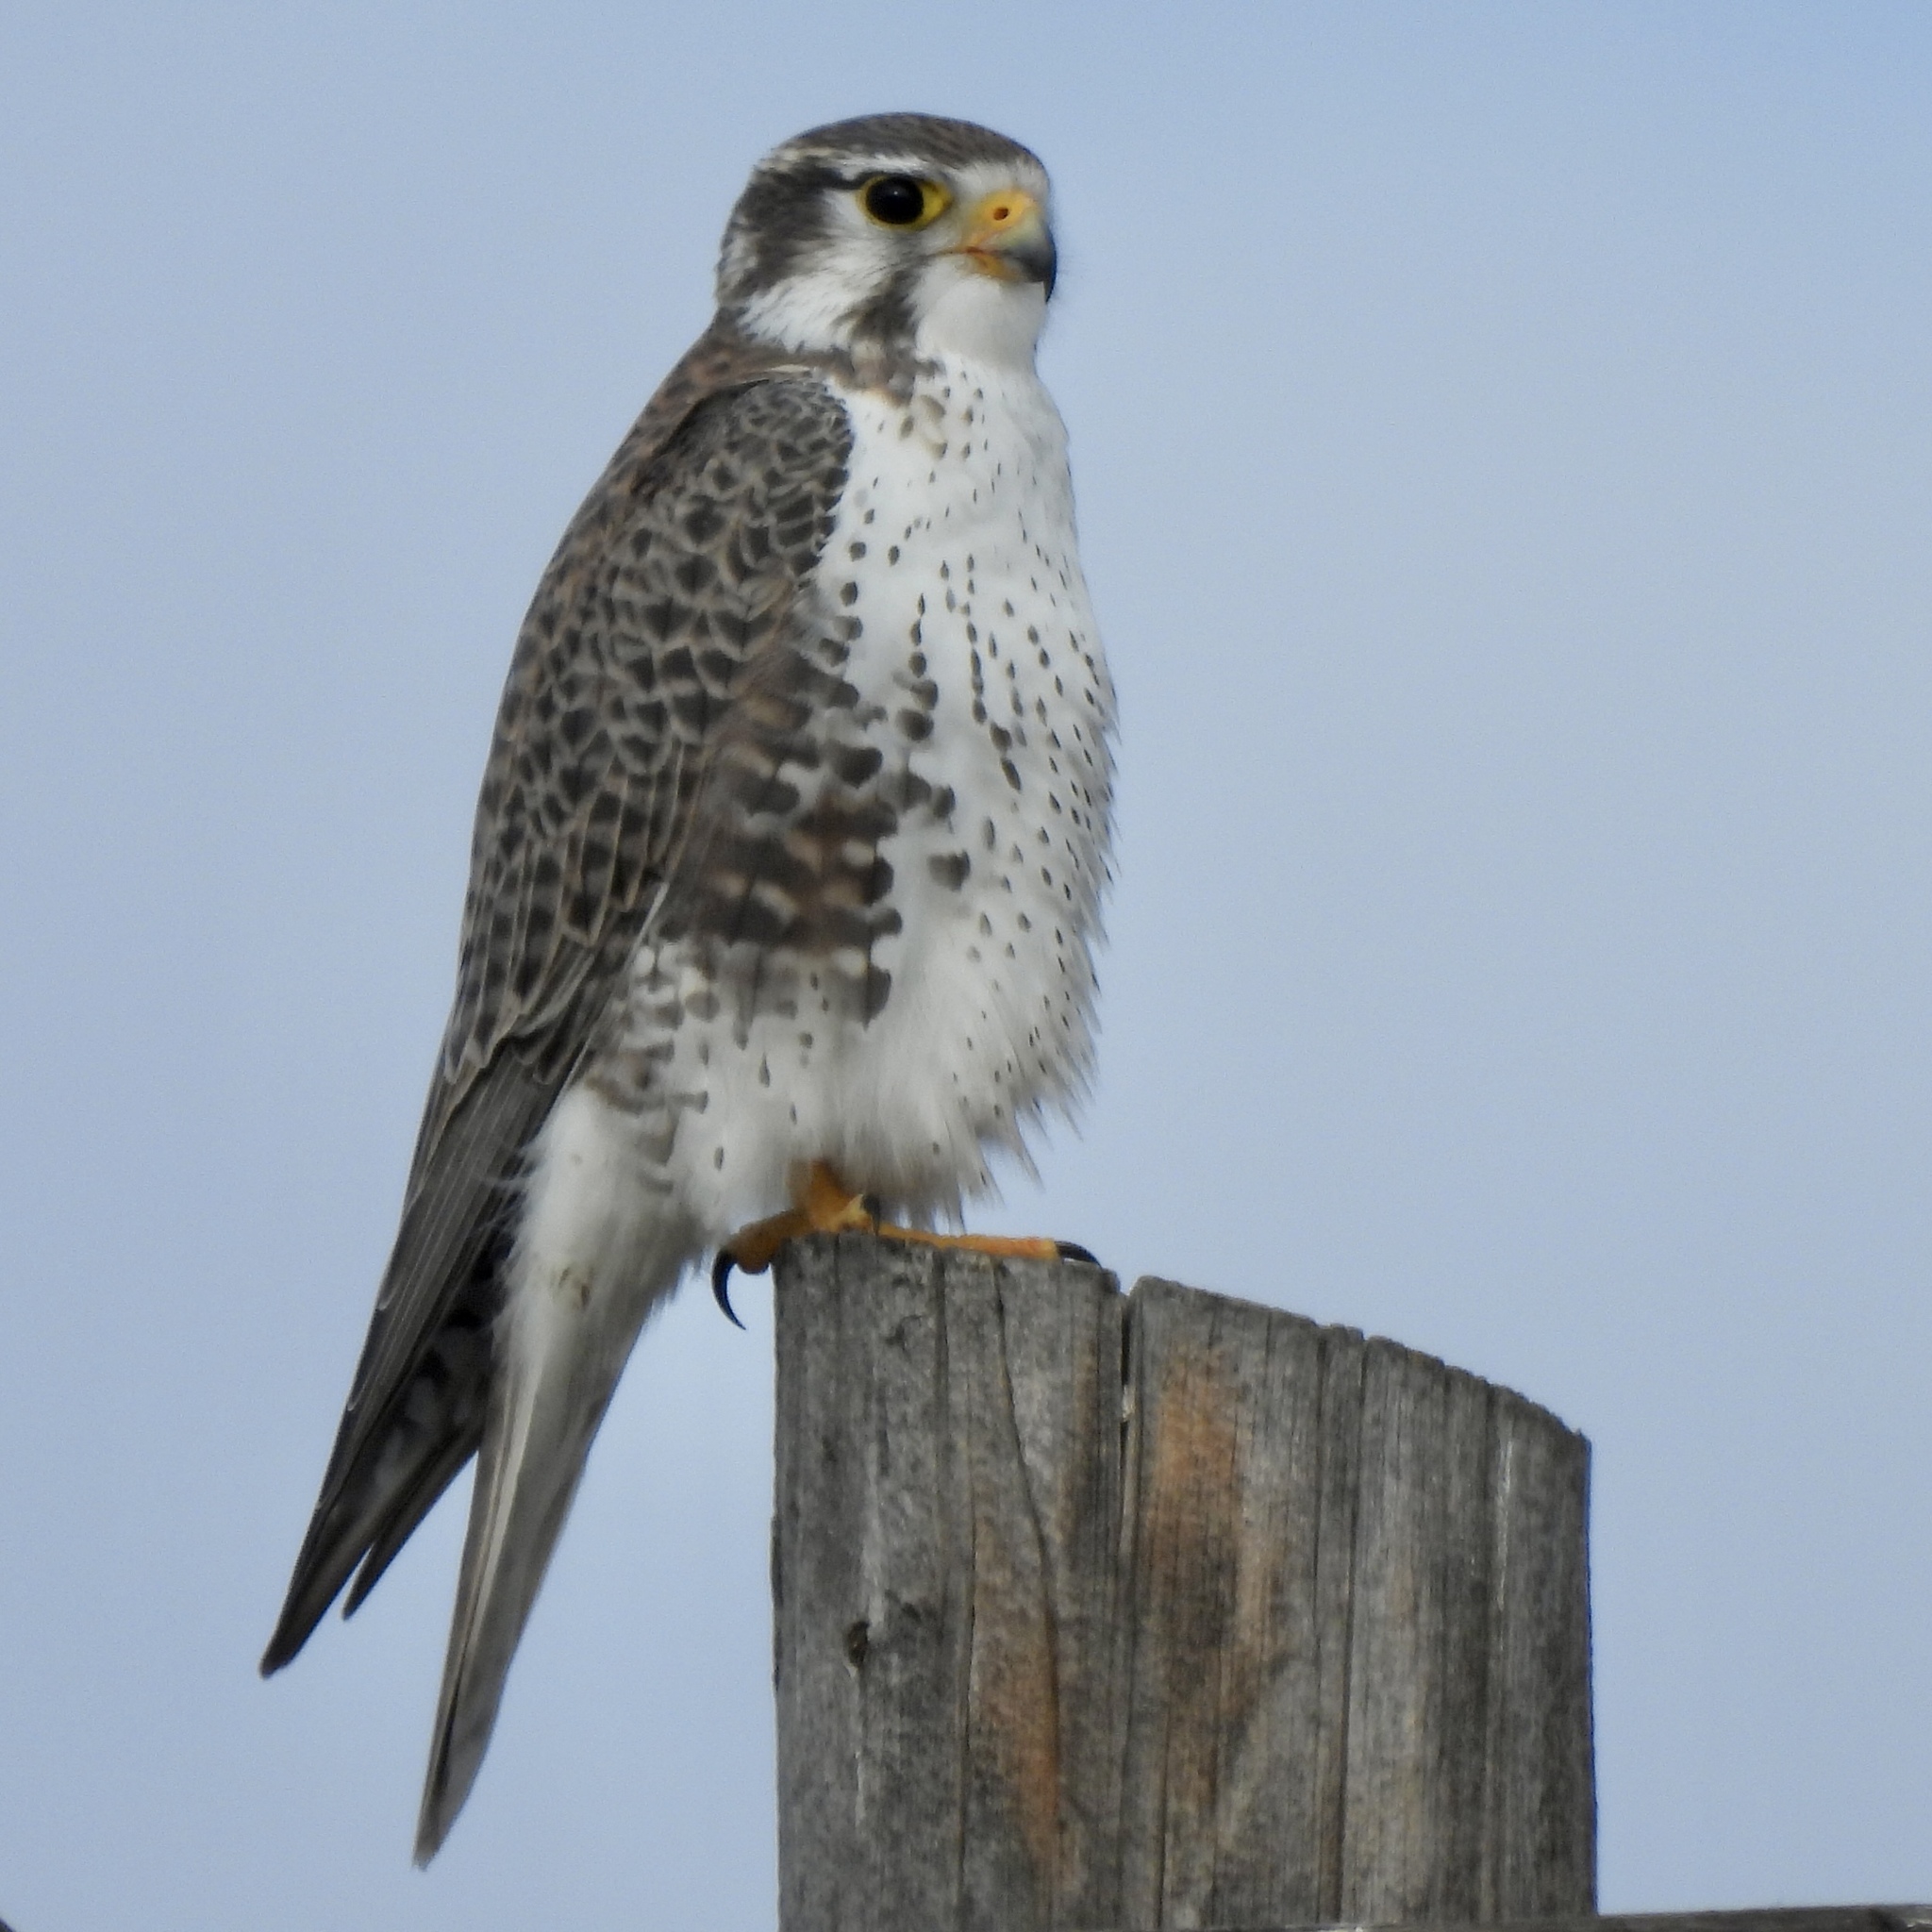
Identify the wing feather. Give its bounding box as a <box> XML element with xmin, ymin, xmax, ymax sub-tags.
<box><xmin>263</xmin><ymin>325</ymin><xmax>855</xmax><ymax>1672</ymax></box>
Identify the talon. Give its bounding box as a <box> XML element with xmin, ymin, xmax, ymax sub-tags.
<box><xmin>711</xmin><ymin>1165</ymin><xmax>1090</xmax><ymax>1309</ymax></box>
<box><xmin>711</xmin><ymin>1251</ymin><xmax>745</xmax><ymax>1329</ymax></box>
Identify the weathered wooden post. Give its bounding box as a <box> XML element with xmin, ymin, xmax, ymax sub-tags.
<box><xmin>772</xmin><ymin>1237</ymin><xmax>1594</xmax><ymax>1932</ymax></box>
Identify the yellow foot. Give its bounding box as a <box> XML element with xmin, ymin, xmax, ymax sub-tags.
<box><xmin>710</xmin><ymin>1161</ymin><xmax>1098</xmax><ymax>1325</ymax></box>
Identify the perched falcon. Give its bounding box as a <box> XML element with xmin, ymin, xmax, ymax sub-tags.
<box><xmin>261</xmin><ymin>112</ymin><xmax>1114</xmax><ymax>1861</ymax></box>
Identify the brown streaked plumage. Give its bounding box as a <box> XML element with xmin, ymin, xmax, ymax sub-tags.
<box><xmin>259</xmin><ymin>332</ymin><xmax>853</xmax><ymax>1668</ymax></box>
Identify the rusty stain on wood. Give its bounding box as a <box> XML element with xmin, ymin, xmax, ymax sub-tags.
<box><xmin>965</xmin><ymin>1283</ymin><xmax>1063</xmax><ymax>1889</ymax></box>
<box><xmin>1141</xmin><ymin>1328</ymin><xmax>1244</xmax><ymax>1866</ymax></box>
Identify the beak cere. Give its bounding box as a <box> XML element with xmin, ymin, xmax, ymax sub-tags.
<box><xmin>954</xmin><ymin>187</ymin><xmax>1058</xmax><ymax>298</ymax></box>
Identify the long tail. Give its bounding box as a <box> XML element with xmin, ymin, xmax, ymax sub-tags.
<box><xmin>414</xmin><ymin>1091</ymin><xmax>692</xmax><ymax>1862</ymax></box>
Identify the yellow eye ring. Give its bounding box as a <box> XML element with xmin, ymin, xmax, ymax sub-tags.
<box><xmin>860</xmin><ymin>175</ymin><xmax>951</xmax><ymax>229</ymax></box>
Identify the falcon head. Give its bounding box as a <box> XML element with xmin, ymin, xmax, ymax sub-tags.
<box><xmin>717</xmin><ymin>113</ymin><xmax>1057</xmax><ymax>367</ymax></box>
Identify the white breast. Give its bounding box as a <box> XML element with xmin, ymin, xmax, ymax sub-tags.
<box><xmin>644</xmin><ymin>354</ymin><xmax>1115</xmax><ymax>1238</ymax></box>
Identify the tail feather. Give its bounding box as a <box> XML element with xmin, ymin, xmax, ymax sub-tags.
<box><xmin>412</xmin><ymin>1225</ymin><xmax>684</xmax><ymax>1861</ymax></box>
<box><xmin>341</xmin><ymin>1419</ymin><xmax>486</xmax><ymax>1620</ymax></box>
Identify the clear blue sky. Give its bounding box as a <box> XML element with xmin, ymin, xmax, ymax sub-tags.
<box><xmin>3</xmin><ymin>5</ymin><xmax>1927</xmax><ymax>1925</ymax></box>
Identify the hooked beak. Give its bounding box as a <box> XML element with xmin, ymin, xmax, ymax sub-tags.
<box><xmin>949</xmin><ymin>187</ymin><xmax>1057</xmax><ymax>299</ymax></box>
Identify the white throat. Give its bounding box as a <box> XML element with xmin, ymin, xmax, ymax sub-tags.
<box><xmin>913</xmin><ymin>266</ymin><xmax>1048</xmax><ymax>368</ymax></box>
<box><xmin>736</xmin><ymin>259</ymin><xmax>1047</xmax><ymax>370</ymax></box>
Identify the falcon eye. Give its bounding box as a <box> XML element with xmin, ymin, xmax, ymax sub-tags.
<box><xmin>861</xmin><ymin>174</ymin><xmax>944</xmax><ymax>228</ymax></box>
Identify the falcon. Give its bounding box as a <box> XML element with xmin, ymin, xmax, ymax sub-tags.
<box><xmin>261</xmin><ymin>112</ymin><xmax>1115</xmax><ymax>1861</ymax></box>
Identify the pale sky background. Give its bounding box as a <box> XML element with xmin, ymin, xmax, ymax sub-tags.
<box><xmin>3</xmin><ymin>5</ymin><xmax>1928</xmax><ymax>1927</ymax></box>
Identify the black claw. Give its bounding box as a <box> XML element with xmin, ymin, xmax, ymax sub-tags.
<box><xmin>1055</xmin><ymin>1241</ymin><xmax>1099</xmax><ymax>1267</ymax></box>
<box><xmin>711</xmin><ymin>1251</ymin><xmax>746</xmax><ymax>1329</ymax></box>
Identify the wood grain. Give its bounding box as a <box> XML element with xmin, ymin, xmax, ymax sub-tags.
<box><xmin>1267</xmin><ymin>1911</ymin><xmax>1931</xmax><ymax>1932</ymax></box>
<box><xmin>773</xmin><ymin>1235</ymin><xmax>1126</xmax><ymax>1931</ymax></box>
<box><xmin>773</xmin><ymin>1241</ymin><xmax>1595</xmax><ymax>1932</ymax></box>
